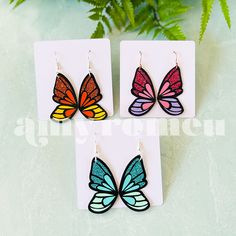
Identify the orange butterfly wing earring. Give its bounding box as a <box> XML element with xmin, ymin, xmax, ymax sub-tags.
<box><xmin>50</xmin><ymin>51</ymin><xmax>108</xmax><ymax>122</ymax></box>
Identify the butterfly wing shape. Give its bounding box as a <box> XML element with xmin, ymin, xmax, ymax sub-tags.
<box><xmin>157</xmin><ymin>66</ymin><xmax>184</xmax><ymax>115</ymax></box>
<box><xmin>119</xmin><ymin>155</ymin><xmax>150</xmax><ymax>212</ymax></box>
<box><xmin>78</xmin><ymin>73</ymin><xmax>108</xmax><ymax>121</ymax></box>
<box><xmin>50</xmin><ymin>73</ymin><xmax>78</xmax><ymax>122</ymax></box>
<box><xmin>129</xmin><ymin>67</ymin><xmax>156</xmax><ymax>116</ymax></box>
<box><xmin>88</xmin><ymin>157</ymin><xmax>118</xmax><ymax>214</ymax></box>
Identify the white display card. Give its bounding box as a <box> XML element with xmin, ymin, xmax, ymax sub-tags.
<box><xmin>120</xmin><ymin>40</ymin><xmax>195</xmax><ymax>118</ymax></box>
<box><xmin>34</xmin><ymin>39</ymin><xmax>113</xmax><ymax>120</ymax></box>
<box><xmin>75</xmin><ymin>119</ymin><xmax>163</xmax><ymax>209</ymax></box>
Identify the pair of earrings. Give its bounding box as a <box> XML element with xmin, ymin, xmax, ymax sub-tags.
<box><xmin>88</xmin><ymin>136</ymin><xmax>150</xmax><ymax>214</ymax></box>
<box><xmin>50</xmin><ymin>51</ymin><xmax>108</xmax><ymax>123</ymax></box>
<box><xmin>129</xmin><ymin>51</ymin><xmax>184</xmax><ymax>116</ymax></box>
<box><xmin>50</xmin><ymin>50</ymin><xmax>184</xmax><ymax>122</ymax></box>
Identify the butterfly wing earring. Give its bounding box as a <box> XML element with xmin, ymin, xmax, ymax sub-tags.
<box><xmin>88</xmin><ymin>134</ymin><xmax>150</xmax><ymax>213</ymax></box>
<box><xmin>50</xmin><ymin>51</ymin><xmax>108</xmax><ymax>122</ymax></box>
<box><xmin>78</xmin><ymin>51</ymin><xmax>107</xmax><ymax>120</ymax></box>
<box><xmin>88</xmin><ymin>157</ymin><xmax>118</xmax><ymax>213</ymax></box>
<box><xmin>157</xmin><ymin>51</ymin><xmax>184</xmax><ymax>115</ymax></box>
<box><xmin>129</xmin><ymin>51</ymin><xmax>184</xmax><ymax>116</ymax></box>
<box><xmin>119</xmin><ymin>138</ymin><xmax>150</xmax><ymax>211</ymax></box>
<box><xmin>88</xmin><ymin>133</ymin><xmax>118</xmax><ymax>214</ymax></box>
<box><xmin>128</xmin><ymin>51</ymin><xmax>156</xmax><ymax>116</ymax></box>
<box><xmin>119</xmin><ymin>155</ymin><xmax>150</xmax><ymax>211</ymax></box>
<box><xmin>50</xmin><ymin>52</ymin><xmax>78</xmax><ymax>122</ymax></box>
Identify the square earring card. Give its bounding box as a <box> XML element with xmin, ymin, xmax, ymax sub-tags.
<box><xmin>75</xmin><ymin>119</ymin><xmax>163</xmax><ymax>211</ymax></box>
<box><xmin>34</xmin><ymin>39</ymin><xmax>113</xmax><ymax>122</ymax></box>
<box><xmin>120</xmin><ymin>40</ymin><xmax>195</xmax><ymax>118</ymax></box>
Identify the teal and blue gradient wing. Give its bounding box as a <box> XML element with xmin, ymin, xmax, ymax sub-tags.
<box><xmin>119</xmin><ymin>155</ymin><xmax>150</xmax><ymax>211</ymax></box>
<box><xmin>88</xmin><ymin>157</ymin><xmax>118</xmax><ymax>214</ymax></box>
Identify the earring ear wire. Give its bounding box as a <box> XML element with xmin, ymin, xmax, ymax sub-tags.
<box><xmin>139</xmin><ymin>51</ymin><xmax>142</xmax><ymax>68</ymax></box>
<box><xmin>173</xmin><ymin>51</ymin><xmax>178</xmax><ymax>67</ymax></box>
<box><xmin>88</xmin><ymin>50</ymin><xmax>92</xmax><ymax>75</ymax></box>
<box><xmin>137</xmin><ymin>131</ymin><xmax>142</xmax><ymax>160</ymax></box>
<box><xmin>93</xmin><ymin>131</ymin><xmax>98</xmax><ymax>162</ymax></box>
<box><xmin>54</xmin><ymin>52</ymin><xmax>61</xmax><ymax>72</ymax></box>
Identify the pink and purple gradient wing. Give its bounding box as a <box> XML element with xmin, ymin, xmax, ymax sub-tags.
<box><xmin>129</xmin><ymin>67</ymin><xmax>156</xmax><ymax>116</ymax></box>
<box><xmin>158</xmin><ymin>97</ymin><xmax>184</xmax><ymax>115</ymax></box>
<box><xmin>157</xmin><ymin>66</ymin><xmax>184</xmax><ymax>115</ymax></box>
<box><xmin>129</xmin><ymin>98</ymin><xmax>155</xmax><ymax>116</ymax></box>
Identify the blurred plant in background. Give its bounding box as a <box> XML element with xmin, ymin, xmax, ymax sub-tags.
<box><xmin>9</xmin><ymin>0</ymin><xmax>231</xmax><ymax>41</ymax></box>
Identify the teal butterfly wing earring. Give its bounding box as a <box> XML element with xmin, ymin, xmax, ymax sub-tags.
<box><xmin>88</xmin><ymin>157</ymin><xmax>118</xmax><ymax>214</ymax></box>
<box><xmin>119</xmin><ymin>155</ymin><xmax>150</xmax><ymax>211</ymax></box>
<box><xmin>88</xmin><ymin>132</ymin><xmax>118</xmax><ymax>214</ymax></box>
<box><xmin>88</xmin><ymin>134</ymin><xmax>150</xmax><ymax>213</ymax></box>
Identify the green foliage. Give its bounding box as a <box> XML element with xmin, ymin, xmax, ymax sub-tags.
<box><xmin>122</xmin><ymin>0</ymin><xmax>135</xmax><ymax>26</ymax></box>
<box><xmin>200</xmin><ymin>0</ymin><xmax>215</xmax><ymax>42</ymax></box>
<box><xmin>8</xmin><ymin>0</ymin><xmax>232</xmax><ymax>41</ymax></box>
<box><xmin>218</xmin><ymin>0</ymin><xmax>231</xmax><ymax>28</ymax></box>
<box><xmin>200</xmin><ymin>0</ymin><xmax>231</xmax><ymax>41</ymax></box>
<box><xmin>91</xmin><ymin>22</ymin><xmax>105</xmax><ymax>38</ymax></box>
<box><xmin>9</xmin><ymin>0</ymin><xmax>26</xmax><ymax>8</ymax></box>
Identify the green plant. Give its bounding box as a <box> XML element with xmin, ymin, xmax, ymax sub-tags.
<box><xmin>9</xmin><ymin>0</ymin><xmax>232</xmax><ymax>41</ymax></box>
<box><xmin>9</xmin><ymin>0</ymin><xmax>26</xmax><ymax>8</ymax></box>
<box><xmin>200</xmin><ymin>0</ymin><xmax>231</xmax><ymax>41</ymax></box>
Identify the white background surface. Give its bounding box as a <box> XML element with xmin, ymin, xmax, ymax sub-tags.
<box><xmin>120</xmin><ymin>40</ymin><xmax>195</xmax><ymax>117</ymax></box>
<box><xmin>34</xmin><ymin>39</ymin><xmax>113</xmax><ymax>120</ymax></box>
<box><xmin>75</xmin><ymin>119</ymin><xmax>163</xmax><ymax>209</ymax></box>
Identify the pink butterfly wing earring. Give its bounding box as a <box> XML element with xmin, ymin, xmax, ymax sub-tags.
<box><xmin>128</xmin><ymin>51</ymin><xmax>156</xmax><ymax>116</ymax></box>
<box><xmin>157</xmin><ymin>51</ymin><xmax>184</xmax><ymax>116</ymax></box>
<box><xmin>129</xmin><ymin>51</ymin><xmax>184</xmax><ymax>116</ymax></box>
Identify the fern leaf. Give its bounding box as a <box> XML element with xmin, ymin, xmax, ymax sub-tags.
<box><xmin>131</xmin><ymin>0</ymin><xmax>143</xmax><ymax>7</ymax></box>
<box><xmin>138</xmin><ymin>16</ymin><xmax>153</xmax><ymax>35</ymax></box>
<box><xmin>158</xmin><ymin>1</ymin><xmax>189</xmax><ymax>21</ymax></box>
<box><xmin>152</xmin><ymin>27</ymin><xmax>162</xmax><ymax>39</ymax></box>
<box><xmin>91</xmin><ymin>22</ymin><xmax>105</xmax><ymax>38</ymax></box>
<box><xmin>89</xmin><ymin>13</ymin><xmax>100</xmax><ymax>20</ymax></box>
<box><xmin>125</xmin><ymin>5</ymin><xmax>150</xmax><ymax>31</ymax></box>
<box><xmin>82</xmin><ymin>0</ymin><xmax>109</xmax><ymax>7</ymax></box>
<box><xmin>199</xmin><ymin>0</ymin><xmax>215</xmax><ymax>42</ymax></box>
<box><xmin>102</xmin><ymin>15</ymin><xmax>112</xmax><ymax>32</ymax></box>
<box><xmin>106</xmin><ymin>6</ymin><xmax>121</xmax><ymax>30</ymax></box>
<box><xmin>88</xmin><ymin>7</ymin><xmax>103</xmax><ymax>13</ymax></box>
<box><xmin>122</xmin><ymin>0</ymin><xmax>135</xmax><ymax>26</ymax></box>
<box><xmin>134</xmin><ymin>6</ymin><xmax>150</xmax><ymax>27</ymax></box>
<box><xmin>10</xmin><ymin>0</ymin><xmax>26</xmax><ymax>8</ymax></box>
<box><xmin>164</xmin><ymin>19</ymin><xmax>184</xmax><ymax>27</ymax></box>
<box><xmin>146</xmin><ymin>0</ymin><xmax>156</xmax><ymax>7</ymax></box>
<box><xmin>218</xmin><ymin>0</ymin><xmax>231</xmax><ymax>28</ymax></box>
<box><xmin>111</xmin><ymin>0</ymin><xmax>126</xmax><ymax>25</ymax></box>
<box><xmin>163</xmin><ymin>24</ymin><xmax>186</xmax><ymax>40</ymax></box>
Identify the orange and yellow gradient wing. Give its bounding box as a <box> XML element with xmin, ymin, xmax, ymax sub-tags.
<box><xmin>78</xmin><ymin>73</ymin><xmax>107</xmax><ymax>121</ymax></box>
<box><xmin>50</xmin><ymin>73</ymin><xmax>78</xmax><ymax>122</ymax></box>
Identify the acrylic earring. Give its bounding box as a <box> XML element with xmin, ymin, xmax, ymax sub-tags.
<box><xmin>128</xmin><ymin>51</ymin><xmax>156</xmax><ymax>116</ymax></box>
<box><xmin>50</xmin><ymin>50</ymin><xmax>108</xmax><ymax>122</ymax></box>
<box><xmin>156</xmin><ymin>51</ymin><xmax>184</xmax><ymax>115</ymax></box>
<box><xmin>128</xmin><ymin>50</ymin><xmax>184</xmax><ymax>116</ymax></box>
<box><xmin>118</xmin><ymin>136</ymin><xmax>150</xmax><ymax>211</ymax></box>
<box><xmin>88</xmin><ymin>132</ymin><xmax>118</xmax><ymax>214</ymax></box>
<box><xmin>88</xmin><ymin>134</ymin><xmax>150</xmax><ymax>214</ymax></box>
